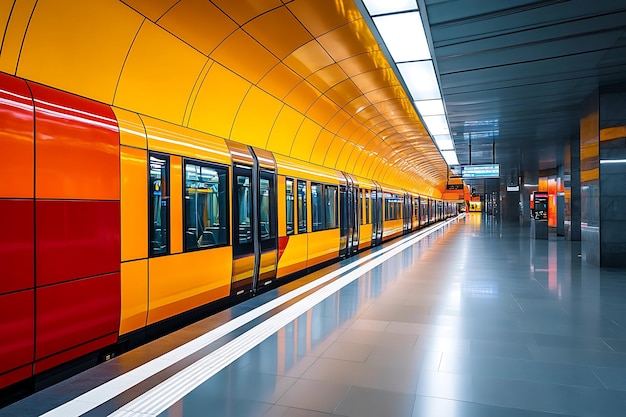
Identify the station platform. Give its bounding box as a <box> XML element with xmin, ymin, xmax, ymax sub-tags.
<box><xmin>3</xmin><ymin>213</ymin><xmax>626</xmax><ymax>417</ymax></box>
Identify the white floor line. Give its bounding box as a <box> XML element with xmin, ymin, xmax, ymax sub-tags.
<box><xmin>40</xmin><ymin>216</ymin><xmax>461</xmax><ymax>417</ymax></box>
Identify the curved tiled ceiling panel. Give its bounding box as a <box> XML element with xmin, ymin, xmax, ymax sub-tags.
<box><xmin>0</xmin><ymin>0</ymin><xmax>449</xmax><ymax>196</ymax></box>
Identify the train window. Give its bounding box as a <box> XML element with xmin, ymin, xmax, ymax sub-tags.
<box><xmin>385</xmin><ymin>193</ymin><xmax>402</xmax><ymax>221</ymax></box>
<box><xmin>297</xmin><ymin>180</ymin><xmax>307</xmax><ymax>233</ymax></box>
<box><xmin>149</xmin><ymin>153</ymin><xmax>169</xmax><ymax>257</ymax></box>
<box><xmin>286</xmin><ymin>178</ymin><xmax>295</xmax><ymax>235</ymax></box>
<box><xmin>359</xmin><ymin>190</ymin><xmax>364</xmax><ymax>225</ymax></box>
<box><xmin>324</xmin><ymin>185</ymin><xmax>338</xmax><ymax>229</ymax></box>
<box><xmin>259</xmin><ymin>176</ymin><xmax>272</xmax><ymax>241</ymax></box>
<box><xmin>236</xmin><ymin>174</ymin><xmax>253</xmax><ymax>244</ymax></box>
<box><xmin>365</xmin><ymin>190</ymin><xmax>370</xmax><ymax>224</ymax></box>
<box><xmin>183</xmin><ymin>160</ymin><xmax>228</xmax><ymax>251</ymax></box>
<box><xmin>311</xmin><ymin>183</ymin><xmax>323</xmax><ymax>232</ymax></box>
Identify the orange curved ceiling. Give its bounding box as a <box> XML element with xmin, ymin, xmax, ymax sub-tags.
<box><xmin>0</xmin><ymin>0</ymin><xmax>449</xmax><ymax>196</ymax></box>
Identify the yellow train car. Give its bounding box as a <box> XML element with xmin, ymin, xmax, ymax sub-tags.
<box><xmin>0</xmin><ymin>73</ymin><xmax>458</xmax><ymax>394</ymax></box>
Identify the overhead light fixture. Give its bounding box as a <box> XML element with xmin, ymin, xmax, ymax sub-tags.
<box><xmin>415</xmin><ymin>99</ymin><xmax>444</xmax><ymax>116</ymax></box>
<box><xmin>422</xmin><ymin>115</ymin><xmax>449</xmax><ymax>136</ymax></box>
<box><xmin>434</xmin><ymin>134</ymin><xmax>454</xmax><ymax>150</ymax></box>
<box><xmin>441</xmin><ymin>150</ymin><xmax>459</xmax><ymax>166</ymax></box>
<box><xmin>372</xmin><ymin>12</ymin><xmax>430</xmax><ymax>62</ymax></box>
<box><xmin>362</xmin><ymin>0</ymin><xmax>417</xmax><ymax>15</ymax></box>
<box><xmin>397</xmin><ymin>61</ymin><xmax>440</xmax><ymax>101</ymax></box>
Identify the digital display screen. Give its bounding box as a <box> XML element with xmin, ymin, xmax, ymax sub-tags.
<box><xmin>461</xmin><ymin>164</ymin><xmax>500</xmax><ymax>179</ymax></box>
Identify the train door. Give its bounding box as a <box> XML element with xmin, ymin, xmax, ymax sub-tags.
<box><xmin>339</xmin><ymin>175</ymin><xmax>348</xmax><ymax>259</ymax></box>
<box><xmin>228</xmin><ymin>142</ymin><xmax>278</xmax><ymax>296</ymax></box>
<box><xmin>350</xmin><ymin>177</ymin><xmax>360</xmax><ymax>255</ymax></box>
<box><xmin>371</xmin><ymin>183</ymin><xmax>383</xmax><ymax>246</ymax></box>
<box><xmin>339</xmin><ymin>173</ymin><xmax>359</xmax><ymax>258</ymax></box>
<box><xmin>403</xmin><ymin>193</ymin><xmax>412</xmax><ymax>235</ymax></box>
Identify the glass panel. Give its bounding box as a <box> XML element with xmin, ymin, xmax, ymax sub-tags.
<box><xmin>297</xmin><ymin>180</ymin><xmax>307</xmax><ymax>233</ymax></box>
<box><xmin>384</xmin><ymin>193</ymin><xmax>402</xmax><ymax>221</ymax></box>
<box><xmin>311</xmin><ymin>183</ymin><xmax>323</xmax><ymax>232</ymax></box>
<box><xmin>360</xmin><ymin>190</ymin><xmax>364</xmax><ymax>225</ymax></box>
<box><xmin>365</xmin><ymin>190</ymin><xmax>370</xmax><ymax>224</ymax></box>
<box><xmin>237</xmin><ymin>174</ymin><xmax>252</xmax><ymax>245</ymax></box>
<box><xmin>260</xmin><ymin>177</ymin><xmax>271</xmax><ymax>241</ymax></box>
<box><xmin>286</xmin><ymin>179</ymin><xmax>294</xmax><ymax>235</ymax></box>
<box><xmin>325</xmin><ymin>185</ymin><xmax>338</xmax><ymax>229</ymax></box>
<box><xmin>149</xmin><ymin>153</ymin><xmax>169</xmax><ymax>256</ymax></box>
<box><xmin>184</xmin><ymin>161</ymin><xmax>228</xmax><ymax>251</ymax></box>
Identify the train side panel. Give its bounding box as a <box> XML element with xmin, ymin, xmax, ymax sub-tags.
<box><xmin>147</xmin><ymin>248</ymin><xmax>233</xmax><ymax>324</ymax></box>
<box><xmin>28</xmin><ymin>81</ymin><xmax>121</xmax><ymax>375</ymax></box>
<box><xmin>382</xmin><ymin>219</ymin><xmax>404</xmax><ymax>241</ymax></box>
<box><xmin>277</xmin><ymin>234</ymin><xmax>308</xmax><ymax>278</ymax></box>
<box><xmin>0</xmin><ymin>72</ymin><xmax>35</xmax><ymax>389</ymax></box>
<box><xmin>307</xmin><ymin>230</ymin><xmax>340</xmax><ymax>267</ymax></box>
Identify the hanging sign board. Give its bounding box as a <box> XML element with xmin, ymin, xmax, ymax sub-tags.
<box><xmin>461</xmin><ymin>164</ymin><xmax>500</xmax><ymax>179</ymax></box>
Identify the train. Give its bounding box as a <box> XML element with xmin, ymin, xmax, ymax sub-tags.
<box><xmin>0</xmin><ymin>70</ymin><xmax>459</xmax><ymax>398</ymax></box>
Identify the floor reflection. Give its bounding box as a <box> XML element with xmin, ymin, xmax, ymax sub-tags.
<box><xmin>159</xmin><ymin>216</ymin><xmax>626</xmax><ymax>417</ymax></box>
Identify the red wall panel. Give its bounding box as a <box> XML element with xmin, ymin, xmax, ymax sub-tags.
<box><xmin>0</xmin><ymin>72</ymin><xmax>34</xmax><ymax>199</ymax></box>
<box><xmin>35</xmin><ymin>273</ymin><xmax>120</xmax><ymax>361</ymax></box>
<box><xmin>28</xmin><ymin>81</ymin><xmax>120</xmax><ymax>201</ymax></box>
<box><xmin>0</xmin><ymin>199</ymin><xmax>34</xmax><ymax>294</ymax></box>
<box><xmin>36</xmin><ymin>200</ymin><xmax>120</xmax><ymax>286</ymax></box>
<box><xmin>0</xmin><ymin>291</ymin><xmax>34</xmax><ymax>381</ymax></box>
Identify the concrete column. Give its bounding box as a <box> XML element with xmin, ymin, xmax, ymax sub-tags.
<box><xmin>579</xmin><ymin>86</ymin><xmax>626</xmax><ymax>267</ymax></box>
<box><xmin>557</xmin><ymin>164</ymin><xmax>565</xmax><ymax>236</ymax></box>
<box><xmin>565</xmin><ymin>134</ymin><xmax>581</xmax><ymax>241</ymax></box>
<box><xmin>599</xmin><ymin>89</ymin><xmax>626</xmax><ymax>266</ymax></box>
<box><xmin>580</xmin><ymin>89</ymin><xmax>600</xmax><ymax>265</ymax></box>
<box><xmin>520</xmin><ymin>171</ymin><xmax>536</xmax><ymax>227</ymax></box>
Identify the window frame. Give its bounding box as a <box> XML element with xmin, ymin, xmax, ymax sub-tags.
<box><xmin>182</xmin><ymin>157</ymin><xmax>230</xmax><ymax>253</ymax></box>
<box><xmin>297</xmin><ymin>179</ymin><xmax>307</xmax><ymax>234</ymax></box>
<box><xmin>149</xmin><ymin>152</ymin><xmax>171</xmax><ymax>257</ymax></box>
<box><xmin>286</xmin><ymin>177</ymin><xmax>295</xmax><ymax>236</ymax></box>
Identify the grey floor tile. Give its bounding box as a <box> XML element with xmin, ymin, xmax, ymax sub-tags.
<box><xmin>532</xmin><ymin>333</ymin><xmax>613</xmax><ymax>351</ymax></box>
<box><xmin>321</xmin><ymin>341</ymin><xmax>374</xmax><ymax>362</ymax></box>
<box><xmin>275</xmin><ymin>378</ymin><xmax>349</xmax><ymax>414</ymax></box>
<box><xmin>263</xmin><ymin>405</ymin><xmax>334</xmax><ymax>417</ymax></box>
<box><xmin>338</xmin><ymin>328</ymin><xmax>418</xmax><ymax>349</ymax></box>
<box><xmin>302</xmin><ymin>357</ymin><xmax>420</xmax><ymax>394</ymax></box>
<box><xmin>528</xmin><ymin>345</ymin><xmax>626</xmax><ymax>367</ymax></box>
<box><xmin>602</xmin><ymin>338</ymin><xmax>626</xmax><ymax>353</ymax></box>
<box><xmin>365</xmin><ymin>345</ymin><xmax>441</xmax><ymax>371</ymax></box>
<box><xmin>469</xmin><ymin>339</ymin><xmax>533</xmax><ymax>360</ymax></box>
<box><xmin>415</xmin><ymin>370</ymin><xmax>474</xmax><ymax>402</ymax></box>
<box><xmin>412</xmin><ymin>396</ymin><xmax>578</xmax><ymax>417</ymax></box>
<box><xmin>472</xmin><ymin>375</ymin><xmax>626</xmax><ymax>416</ymax></box>
<box><xmin>335</xmin><ymin>386</ymin><xmax>416</xmax><ymax>417</ymax></box>
<box><xmin>592</xmin><ymin>366</ymin><xmax>626</xmax><ymax>390</ymax></box>
<box><xmin>349</xmin><ymin>319</ymin><xmax>390</xmax><ymax>331</ymax></box>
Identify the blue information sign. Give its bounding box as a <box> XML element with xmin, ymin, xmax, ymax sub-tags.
<box><xmin>461</xmin><ymin>164</ymin><xmax>500</xmax><ymax>179</ymax></box>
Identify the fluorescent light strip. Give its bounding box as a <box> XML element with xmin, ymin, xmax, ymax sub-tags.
<box><xmin>415</xmin><ymin>99</ymin><xmax>444</xmax><ymax>116</ymax></box>
<box><xmin>434</xmin><ymin>134</ymin><xmax>454</xmax><ymax>150</ymax></box>
<box><xmin>441</xmin><ymin>150</ymin><xmax>459</xmax><ymax>166</ymax></box>
<box><xmin>422</xmin><ymin>115</ymin><xmax>449</xmax><ymax>136</ymax></box>
<box><xmin>362</xmin><ymin>0</ymin><xmax>417</xmax><ymax>15</ymax></box>
<box><xmin>397</xmin><ymin>60</ymin><xmax>440</xmax><ymax>101</ymax></box>
<box><xmin>109</xmin><ymin>216</ymin><xmax>463</xmax><ymax>417</ymax></box>
<box><xmin>373</xmin><ymin>12</ymin><xmax>430</xmax><ymax>62</ymax></box>
<box><xmin>39</xmin><ymin>219</ymin><xmax>458</xmax><ymax>417</ymax></box>
<box><xmin>600</xmin><ymin>159</ymin><xmax>626</xmax><ymax>164</ymax></box>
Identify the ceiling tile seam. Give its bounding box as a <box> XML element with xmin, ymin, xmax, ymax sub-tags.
<box><xmin>432</xmin><ymin>9</ymin><xmax>626</xmax><ymax>48</ymax></box>
<box><xmin>438</xmin><ymin>45</ymin><xmax>626</xmax><ymax>76</ymax></box>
